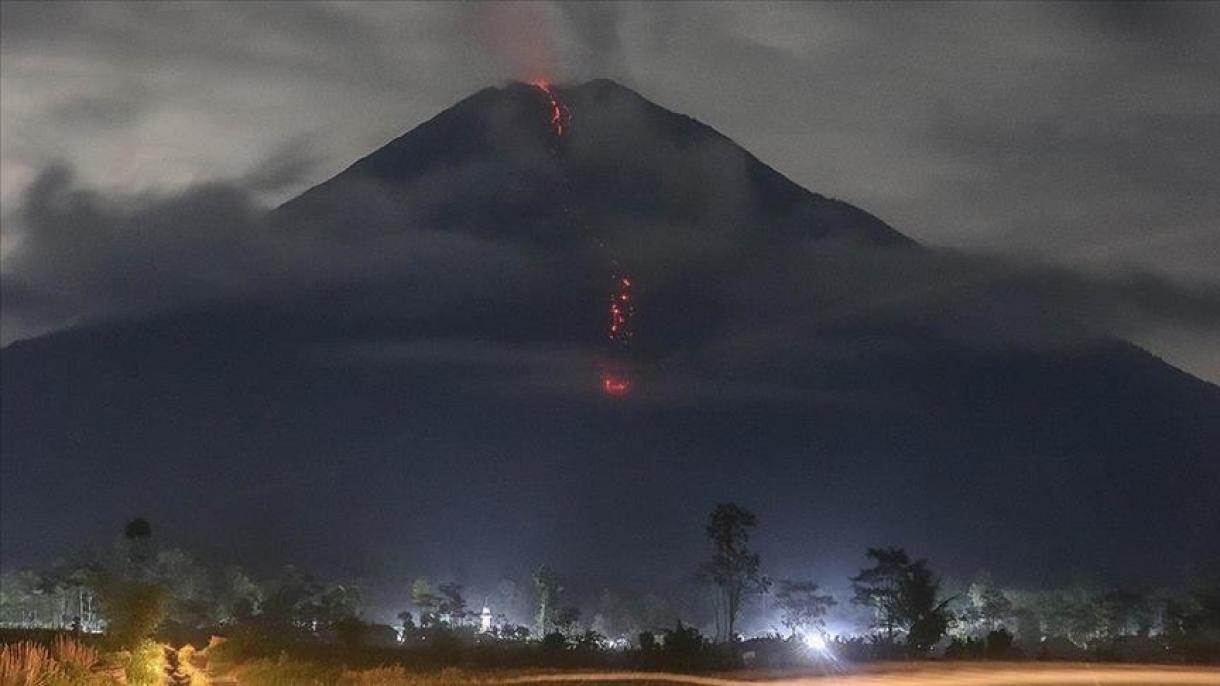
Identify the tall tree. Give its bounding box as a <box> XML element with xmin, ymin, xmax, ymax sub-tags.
<box><xmin>397</xmin><ymin>610</ymin><xmax>416</xmax><ymax>641</ymax></box>
<box><xmin>700</xmin><ymin>503</ymin><xmax>769</xmax><ymax>642</ymax></box>
<box><xmin>92</xmin><ymin>517</ymin><xmax>168</xmax><ymax>647</ymax></box>
<box><xmin>411</xmin><ymin>577</ymin><xmax>442</xmax><ymax>627</ymax></box>
<box><xmin>216</xmin><ymin>565</ymin><xmax>263</xmax><ymax>622</ymax></box>
<box><xmin>533</xmin><ymin>565</ymin><xmax>562</xmax><ymax>637</ymax></box>
<box><xmin>850</xmin><ymin>547</ymin><xmax>954</xmax><ymax>653</ymax></box>
<box><xmin>262</xmin><ymin>565</ymin><xmax>322</xmax><ymax>633</ymax></box>
<box><xmin>437</xmin><ymin>582</ymin><xmax>468</xmax><ymax>625</ymax></box>
<box><xmin>1039</xmin><ymin>590</ymin><xmax>1101</xmax><ymax>646</ymax></box>
<box><xmin>850</xmin><ymin>547</ymin><xmax>910</xmax><ymax>640</ymax></box>
<box><xmin>555</xmin><ymin>606</ymin><xmax>582</xmax><ymax>638</ymax></box>
<box><xmin>773</xmin><ymin>579</ymin><xmax>836</xmax><ymax>638</ymax></box>
<box><xmin>123</xmin><ymin>516</ymin><xmax>153</xmax><ymax>579</ymax></box>
<box><xmin>1098</xmin><ymin>587</ymin><xmax>1153</xmax><ymax>638</ymax></box>
<box><xmin>969</xmin><ymin>578</ymin><xmax>1014</xmax><ymax>632</ymax></box>
<box><xmin>318</xmin><ymin>584</ymin><xmax>361</xmax><ymax>625</ymax></box>
<box><xmin>901</xmin><ymin>557</ymin><xmax>954</xmax><ymax>653</ymax></box>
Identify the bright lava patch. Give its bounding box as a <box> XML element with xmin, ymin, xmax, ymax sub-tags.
<box><xmin>600</xmin><ymin>373</ymin><xmax>631</xmax><ymax>397</ymax></box>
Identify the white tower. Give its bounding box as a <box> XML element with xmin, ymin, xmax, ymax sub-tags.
<box><xmin>480</xmin><ymin>605</ymin><xmax>493</xmax><ymax>633</ymax></box>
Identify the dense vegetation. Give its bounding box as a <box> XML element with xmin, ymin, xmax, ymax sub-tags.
<box><xmin>3</xmin><ymin>505</ymin><xmax>1219</xmax><ymax>684</ymax></box>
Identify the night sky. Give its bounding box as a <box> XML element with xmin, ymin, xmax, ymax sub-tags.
<box><xmin>2</xmin><ymin>2</ymin><xmax>1219</xmax><ymax>627</ymax></box>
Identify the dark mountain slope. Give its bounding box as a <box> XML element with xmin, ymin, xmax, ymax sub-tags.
<box><xmin>3</xmin><ymin>297</ymin><xmax>1217</xmax><ymax>584</ymax></box>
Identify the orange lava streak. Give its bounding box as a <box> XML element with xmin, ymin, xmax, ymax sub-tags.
<box><xmin>529</xmin><ymin>80</ymin><xmax>633</xmax><ymax>397</ymax></box>
<box><xmin>602</xmin><ymin>275</ymin><xmax>635</xmax><ymax>397</ymax></box>
<box><xmin>608</xmin><ymin>276</ymin><xmax>634</xmax><ymax>345</ymax></box>
<box><xmin>529</xmin><ymin>79</ymin><xmax>570</xmax><ymax>137</ymax></box>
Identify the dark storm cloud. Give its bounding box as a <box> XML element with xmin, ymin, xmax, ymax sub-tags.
<box><xmin>2</xmin><ymin>1</ymin><xmax>1218</xmax><ymax>378</ymax></box>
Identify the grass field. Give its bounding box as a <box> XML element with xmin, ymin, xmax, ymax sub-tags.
<box><xmin>6</xmin><ymin>635</ymin><xmax>1219</xmax><ymax>686</ymax></box>
<box><xmin>498</xmin><ymin>664</ymin><xmax>1220</xmax><ymax>686</ymax></box>
<box><xmin>207</xmin><ymin>663</ymin><xmax>1220</xmax><ymax>686</ymax></box>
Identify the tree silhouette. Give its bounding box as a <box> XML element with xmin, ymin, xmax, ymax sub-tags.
<box><xmin>850</xmin><ymin>547</ymin><xmax>953</xmax><ymax>653</ymax></box>
<box><xmin>700</xmin><ymin>503</ymin><xmax>769</xmax><ymax>642</ymax></box>
<box><xmin>773</xmin><ymin>579</ymin><xmax>836</xmax><ymax>638</ymax></box>
<box><xmin>555</xmin><ymin>605</ymin><xmax>581</xmax><ymax>637</ymax></box>
<box><xmin>411</xmin><ymin>577</ymin><xmax>442</xmax><ymax>627</ymax></box>
<box><xmin>850</xmin><ymin>547</ymin><xmax>910</xmax><ymax>640</ymax></box>
<box><xmin>397</xmin><ymin>610</ymin><xmax>416</xmax><ymax>640</ymax></box>
<box><xmin>533</xmin><ymin>564</ymin><xmax>562</xmax><ymax>637</ymax></box>
<box><xmin>123</xmin><ymin>516</ymin><xmax>153</xmax><ymax>576</ymax></box>
<box><xmin>124</xmin><ymin>517</ymin><xmax>151</xmax><ymax>540</ymax></box>
<box><xmin>437</xmin><ymin>582</ymin><xmax>467</xmax><ymax>625</ymax></box>
<box><xmin>970</xmin><ymin>578</ymin><xmax>1013</xmax><ymax>632</ymax></box>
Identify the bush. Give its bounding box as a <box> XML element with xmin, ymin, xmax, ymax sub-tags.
<box><xmin>661</xmin><ymin>620</ymin><xmax>705</xmax><ymax>658</ymax></box>
<box><xmin>908</xmin><ymin>612</ymin><xmax>951</xmax><ymax>655</ymax></box>
<box><xmin>830</xmin><ymin>634</ymin><xmax>904</xmax><ymax>661</ymax></box>
<box><xmin>986</xmin><ymin>628</ymin><xmax>1015</xmax><ymax>657</ymax></box>
<box><xmin>100</xmin><ymin>581</ymin><xmax>169</xmax><ymax>651</ymax></box>
<box><xmin>119</xmin><ymin>639</ymin><xmax>164</xmax><ymax>686</ymax></box>
<box><xmin>540</xmin><ymin>631</ymin><xmax>568</xmax><ymax>652</ymax></box>
<box><xmin>737</xmin><ymin>635</ymin><xmax>808</xmax><ymax>668</ymax></box>
<box><xmin>944</xmin><ymin>636</ymin><xmax>984</xmax><ymax>659</ymax></box>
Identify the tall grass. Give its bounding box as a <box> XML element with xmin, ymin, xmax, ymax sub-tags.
<box><xmin>0</xmin><ymin>637</ymin><xmax>118</xmax><ymax>686</ymax></box>
<box><xmin>50</xmin><ymin>635</ymin><xmax>101</xmax><ymax>674</ymax></box>
<box><xmin>0</xmin><ymin>641</ymin><xmax>62</xmax><ymax>686</ymax></box>
<box><xmin>336</xmin><ymin>666</ymin><xmax>479</xmax><ymax>686</ymax></box>
<box><xmin>228</xmin><ymin>654</ymin><xmax>341</xmax><ymax>685</ymax></box>
<box><xmin>227</xmin><ymin>657</ymin><xmax>480</xmax><ymax>686</ymax></box>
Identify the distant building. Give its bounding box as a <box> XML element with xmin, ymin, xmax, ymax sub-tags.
<box><xmin>480</xmin><ymin>606</ymin><xmax>493</xmax><ymax>633</ymax></box>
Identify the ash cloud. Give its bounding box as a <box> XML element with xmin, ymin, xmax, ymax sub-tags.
<box><xmin>4</xmin><ymin>145</ymin><xmax>1217</xmax><ymax>398</ymax></box>
<box><xmin>0</xmin><ymin>161</ymin><xmax>536</xmax><ymax>342</ymax></box>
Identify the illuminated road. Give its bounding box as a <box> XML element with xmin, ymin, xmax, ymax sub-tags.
<box><xmin>498</xmin><ymin>663</ymin><xmax>1220</xmax><ymax>686</ymax></box>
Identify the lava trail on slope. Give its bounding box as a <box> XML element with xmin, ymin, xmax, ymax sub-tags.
<box><xmin>530</xmin><ymin>80</ymin><xmax>637</xmax><ymax>398</ymax></box>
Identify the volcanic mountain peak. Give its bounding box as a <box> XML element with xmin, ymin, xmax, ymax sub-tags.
<box><xmin>276</xmin><ymin>79</ymin><xmax>914</xmax><ymax>249</ymax></box>
<box><xmin>4</xmin><ymin>78</ymin><xmax>1220</xmax><ymax>584</ymax></box>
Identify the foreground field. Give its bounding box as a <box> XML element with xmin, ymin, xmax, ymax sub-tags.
<box><xmin>6</xmin><ymin>637</ymin><xmax>1220</xmax><ymax>686</ymax></box>
<box><xmin>211</xmin><ymin>663</ymin><xmax>1220</xmax><ymax>686</ymax></box>
<box><xmin>500</xmin><ymin>665</ymin><xmax>1220</xmax><ymax>686</ymax></box>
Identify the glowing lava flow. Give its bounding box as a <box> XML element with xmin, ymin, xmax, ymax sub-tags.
<box><xmin>601</xmin><ymin>374</ymin><xmax>631</xmax><ymax>397</ymax></box>
<box><xmin>530</xmin><ymin>79</ymin><xmax>634</xmax><ymax>397</ymax></box>
<box><xmin>530</xmin><ymin>79</ymin><xmax>570</xmax><ymax>137</ymax></box>
<box><xmin>600</xmin><ymin>275</ymin><xmax>636</xmax><ymax>397</ymax></box>
<box><xmin>608</xmin><ymin>276</ymin><xmax>635</xmax><ymax>346</ymax></box>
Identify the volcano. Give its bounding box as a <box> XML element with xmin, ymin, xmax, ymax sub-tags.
<box><xmin>2</xmin><ymin>80</ymin><xmax>1217</xmax><ymax>596</ymax></box>
<box><xmin>275</xmin><ymin>80</ymin><xmax>911</xmax><ymax>249</ymax></box>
